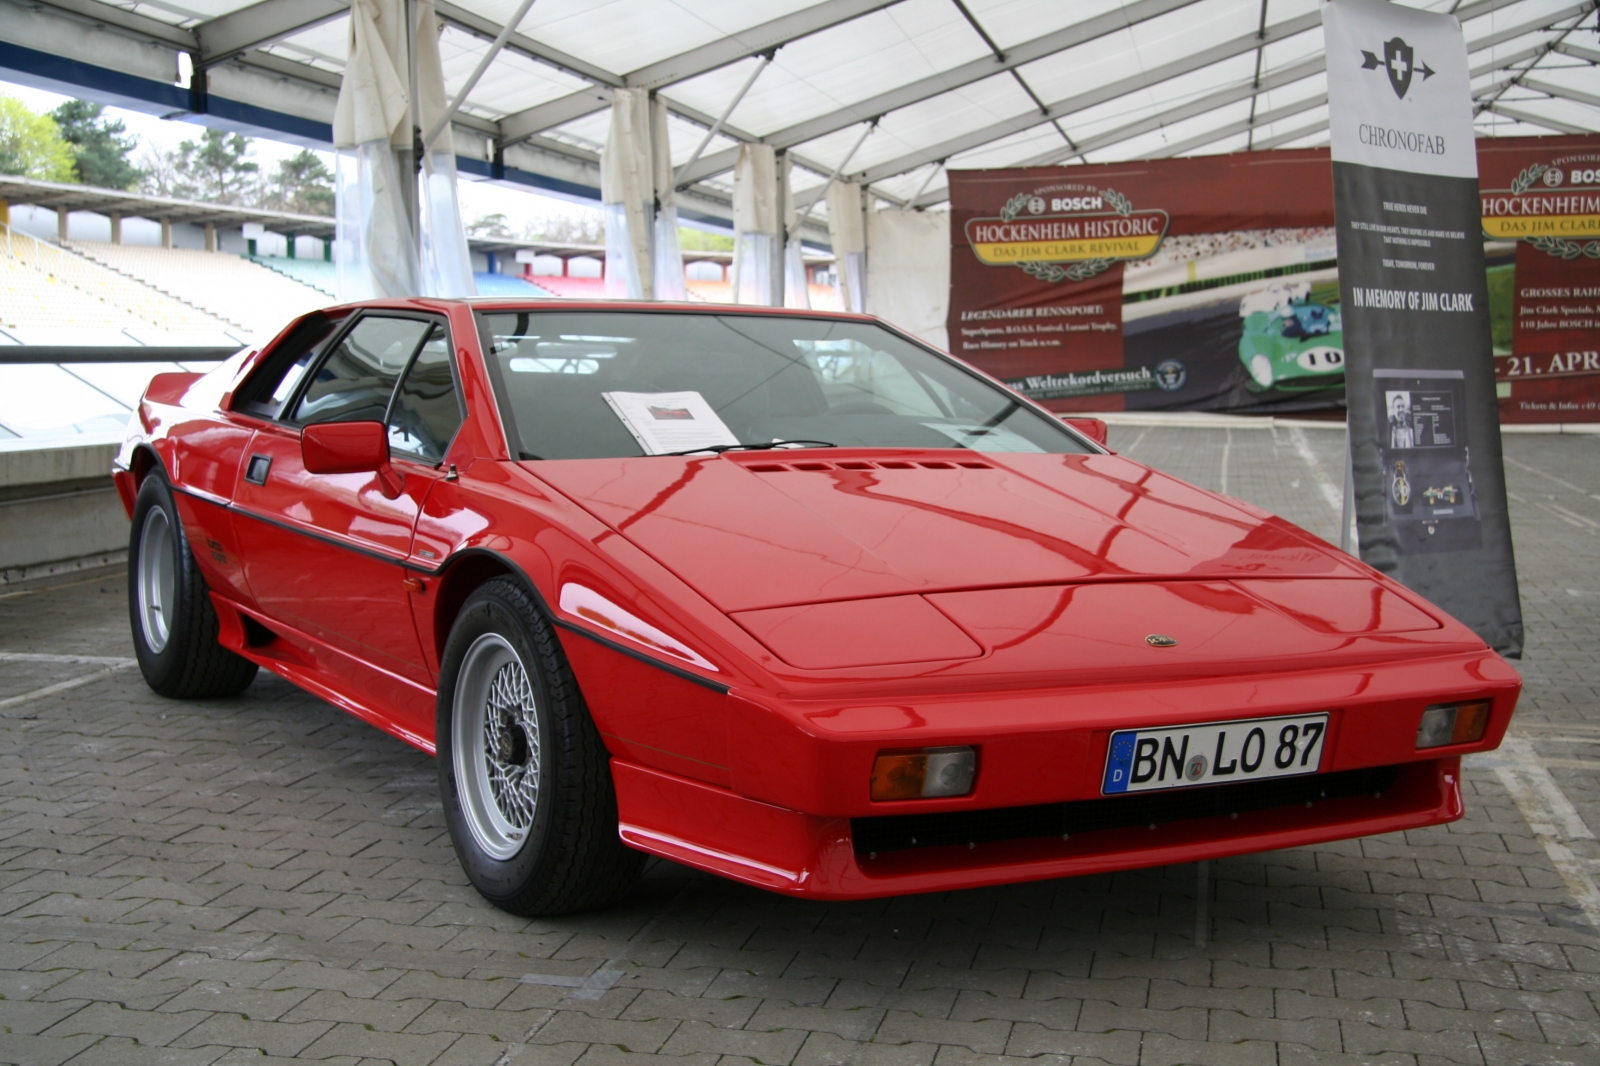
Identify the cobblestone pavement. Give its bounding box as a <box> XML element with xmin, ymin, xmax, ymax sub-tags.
<box><xmin>0</xmin><ymin>427</ymin><xmax>1597</xmax><ymax>1066</ymax></box>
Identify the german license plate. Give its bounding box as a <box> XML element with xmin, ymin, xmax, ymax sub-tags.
<box><xmin>1101</xmin><ymin>713</ymin><xmax>1329</xmax><ymax>795</ymax></box>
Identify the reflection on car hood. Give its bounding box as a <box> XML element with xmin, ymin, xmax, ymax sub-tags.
<box><xmin>527</xmin><ymin>450</ymin><xmax>1367</xmax><ymax>614</ymax></box>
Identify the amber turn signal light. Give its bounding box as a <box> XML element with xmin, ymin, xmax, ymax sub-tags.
<box><xmin>1415</xmin><ymin>700</ymin><xmax>1491</xmax><ymax>749</ymax></box>
<box><xmin>870</xmin><ymin>746</ymin><xmax>976</xmax><ymax>801</ymax></box>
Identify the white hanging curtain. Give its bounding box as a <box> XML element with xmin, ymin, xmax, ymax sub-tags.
<box><xmin>332</xmin><ymin>0</ymin><xmax>473</xmax><ymax>300</ymax></box>
<box><xmin>781</xmin><ymin>153</ymin><xmax>810</xmax><ymax>309</ymax></box>
<box><xmin>413</xmin><ymin>0</ymin><xmax>474</xmax><ymax>297</ymax></box>
<box><xmin>731</xmin><ymin>144</ymin><xmax>779</xmax><ymax>306</ymax></box>
<box><xmin>650</xmin><ymin>96</ymin><xmax>686</xmax><ymax>302</ymax></box>
<box><xmin>333</xmin><ymin>0</ymin><xmax>416</xmax><ymax>300</ymax></box>
<box><xmin>827</xmin><ymin>181</ymin><xmax>866</xmax><ymax>313</ymax></box>
<box><xmin>602</xmin><ymin>88</ymin><xmax>654</xmax><ymax>299</ymax></box>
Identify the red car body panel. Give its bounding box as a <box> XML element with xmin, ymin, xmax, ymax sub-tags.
<box><xmin>114</xmin><ymin>298</ymin><xmax>1521</xmax><ymax>900</ymax></box>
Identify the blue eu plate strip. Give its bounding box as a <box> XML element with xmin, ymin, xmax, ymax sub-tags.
<box><xmin>1103</xmin><ymin>731</ymin><xmax>1136</xmax><ymax>794</ymax></box>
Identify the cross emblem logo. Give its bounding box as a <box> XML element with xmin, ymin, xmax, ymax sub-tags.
<box><xmin>1360</xmin><ymin>36</ymin><xmax>1435</xmax><ymax>99</ymax></box>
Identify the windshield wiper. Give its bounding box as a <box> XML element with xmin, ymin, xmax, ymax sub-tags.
<box><xmin>659</xmin><ymin>440</ymin><xmax>836</xmax><ymax>457</ymax></box>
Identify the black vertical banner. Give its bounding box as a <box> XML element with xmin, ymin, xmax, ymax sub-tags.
<box><xmin>1324</xmin><ymin>0</ymin><xmax>1522</xmax><ymax>656</ymax></box>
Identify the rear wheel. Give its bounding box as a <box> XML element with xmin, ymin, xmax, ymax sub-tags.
<box><xmin>437</xmin><ymin>578</ymin><xmax>643</xmax><ymax>915</ymax></box>
<box><xmin>128</xmin><ymin>472</ymin><xmax>258</xmax><ymax>698</ymax></box>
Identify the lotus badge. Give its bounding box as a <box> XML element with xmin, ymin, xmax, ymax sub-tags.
<box><xmin>1145</xmin><ymin>634</ymin><xmax>1178</xmax><ymax>647</ymax></box>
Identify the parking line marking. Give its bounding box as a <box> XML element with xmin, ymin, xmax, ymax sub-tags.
<box><xmin>0</xmin><ymin>664</ymin><xmax>135</xmax><ymax>709</ymax></box>
<box><xmin>1290</xmin><ymin>426</ymin><xmax>1344</xmax><ymax>513</ymax></box>
<box><xmin>0</xmin><ymin>652</ymin><xmax>137</xmax><ymax>667</ymax></box>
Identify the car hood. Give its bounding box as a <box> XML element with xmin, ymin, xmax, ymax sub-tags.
<box><xmin>528</xmin><ymin>450</ymin><xmax>1370</xmax><ymax>614</ymax></box>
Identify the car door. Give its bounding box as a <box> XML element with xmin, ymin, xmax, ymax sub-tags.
<box><xmin>231</xmin><ymin>312</ymin><xmax>464</xmax><ymax>703</ymax></box>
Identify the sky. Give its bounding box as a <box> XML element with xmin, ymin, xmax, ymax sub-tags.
<box><xmin>0</xmin><ymin>78</ymin><xmax>600</xmax><ymax>235</ymax></box>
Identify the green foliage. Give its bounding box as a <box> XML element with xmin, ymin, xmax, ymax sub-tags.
<box><xmin>468</xmin><ymin>212</ymin><xmax>514</xmax><ymax>238</ymax></box>
<box><xmin>51</xmin><ymin>100</ymin><xmax>141</xmax><ymax>189</ymax></box>
<box><xmin>264</xmin><ymin>149</ymin><xmax>333</xmax><ymax>216</ymax></box>
<box><xmin>1486</xmin><ymin>262</ymin><xmax>1515</xmax><ymax>354</ymax></box>
<box><xmin>172</xmin><ymin>129</ymin><xmax>259</xmax><ymax>204</ymax></box>
<box><xmin>0</xmin><ymin>96</ymin><xmax>76</xmax><ymax>182</ymax></box>
<box><xmin>677</xmin><ymin>227</ymin><xmax>734</xmax><ymax>252</ymax></box>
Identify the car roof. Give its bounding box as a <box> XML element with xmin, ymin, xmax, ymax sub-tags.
<box><xmin>336</xmin><ymin>298</ymin><xmax>879</xmax><ymax>322</ymax></box>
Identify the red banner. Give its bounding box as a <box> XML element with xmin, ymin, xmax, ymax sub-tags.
<box><xmin>947</xmin><ymin>137</ymin><xmax>1600</xmax><ymax>422</ymax></box>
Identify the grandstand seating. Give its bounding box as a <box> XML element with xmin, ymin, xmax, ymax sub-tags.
<box><xmin>473</xmin><ymin>273</ymin><xmax>550</xmax><ymax>297</ymax></box>
<box><xmin>68</xmin><ymin>241</ymin><xmax>330</xmax><ymax>341</ymax></box>
<box><xmin>251</xmin><ymin>256</ymin><xmax>337</xmax><ymax>297</ymax></box>
<box><xmin>2</xmin><ymin>225</ymin><xmax>235</xmax><ymax>341</ymax></box>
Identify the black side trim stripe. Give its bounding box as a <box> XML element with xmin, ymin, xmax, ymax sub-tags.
<box><xmin>173</xmin><ymin>489</ymin><xmax>728</xmax><ymax>691</ymax></box>
<box><xmin>555</xmin><ymin>620</ymin><xmax>730</xmax><ymax>694</ymax></box>
<box><xmin>186</xmin><ymin>488</ymin><xmax>442</xmax><ymax>575</ymax></box>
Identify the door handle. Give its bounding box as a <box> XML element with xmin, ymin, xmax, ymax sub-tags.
<box><xmin>245</xmin><ymin>454</ymin><xmax>272</xmax><ymax>485</ymax></box>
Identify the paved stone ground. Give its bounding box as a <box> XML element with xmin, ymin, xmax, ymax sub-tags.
<box><xmin>0</xmin><ymin>427</ymin><xmax>1597</xmax><ymax>1066</ymax></box>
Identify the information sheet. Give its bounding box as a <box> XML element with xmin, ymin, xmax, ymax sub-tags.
<box><xmin>601</xmin><ymin>391</ymin><xmax>741</xmax><ymax>455</ymax></box>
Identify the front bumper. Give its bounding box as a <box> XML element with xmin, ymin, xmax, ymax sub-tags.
<box><xmin>614</xmin><ymin>756</ymin><xmax>1462</xmax><ymax>899</ymax></box>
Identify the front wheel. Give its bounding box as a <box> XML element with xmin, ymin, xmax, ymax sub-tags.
<box><xmin>437</xmin><ymin>577</ymin><xmax>642</xmax><ymax>915</ymax></box>
<box><xmin>128</xmin><ymin>472</ymin><xmax>258</xmax><ymax>698</ymax></box>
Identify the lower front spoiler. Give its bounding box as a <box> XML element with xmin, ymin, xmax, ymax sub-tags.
<box><xmin>613</xmin><ymin>757</ymin><xmax>1462</xmax><ymax>899</ymax></box>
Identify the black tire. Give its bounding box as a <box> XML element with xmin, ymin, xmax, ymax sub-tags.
<box><xmin>128</xmin><ymin>472</ymin><xmax>259</xmax><ymax>699</ymax></box>
<box><xmin>437</xmin><ymin>577</ymin><xmax>643</xmax><ymax>915</ymax></box>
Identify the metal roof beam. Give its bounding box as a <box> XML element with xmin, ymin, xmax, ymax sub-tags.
<box><xmin>196</xmin><ymin>0</ymin><xmax>346</xmax><ymax>65</ymax></box>
<box><xmin>676</xmin><ymin>0</ymin><xmax>1301</xmax><ymax>188</ymax></box>
<box><xmin>30</xmin><ymin>0</ymin><xmax>196</xmax><ymax>49</ymax></box>
<box><xmin>1554</xmin><ymin>40</ymin><xmax>1600</xmax><ymax>63</ymax></box>
<box><xmin>856</xmin><ymin>0</ymin><xmax>1596</xmax><ymax>189</ymax></box>
<box><xmin>834</xmin><ymin>17</ymin><xmax>1323</xmax><ymax>187</ymax></box>
<box><xmin>1250</xmin><ymin>117</ymin><xmax>1328</xmax><ymax>151</ymax></box>
<box><xmin>1150</xmin><ymin>93</ymin><xmax>1326</xmax><ymax>159</ymax></box>
<box><xmin>1521</xmin><ymin>76</ymin><xmax>1600</xmax><ymax>109</ymax></box>
<box><xmin>1485</xmin><ymin>102</ymin><xmax>1592</xmax><ymax>133</ymax></box>
<box><xmin>497</xmin><ymin>0</ymin><xmax>904</xmax><ymax>146</ymax></box>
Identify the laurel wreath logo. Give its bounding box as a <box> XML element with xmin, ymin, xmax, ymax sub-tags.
<box><xmin>1529</xmin><ymin>235</ymin><xmax>1600</xmax><ymax>260</ymax></box>
<box><xmin>996</xmin><ymin>189</ymin><xmax>1133</xmax><ymax>283</ymax></box>
<box><xmin>1509</xmin><ymin>163</ymin><xmax>1549</xmax><ymax>196</ymax></box>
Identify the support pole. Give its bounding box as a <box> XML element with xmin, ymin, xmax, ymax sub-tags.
<box><xmin>677</xmin><ymin>53</ymin><xmax>772</xmax><ymax>186</ymax></box>
<box><xmin>110</xmin><ymin>213</ymin><xmax>122</xmax><ymax>245</ymax></box>
<box><xmin>57</xmin><ymin>209</ymin><xmax>69</xmax><ymax>242</ymax></box>
<box><xmin>160</xmin><ymin>218</ymin><xmax>172</xmax><ymax>248</ymax></box>
<box><xmin>1195</xmin><ymin>859</ymin><xmax>1210</xmax><ymax>948</ymax></box>
<box><xmin>204</xmin><ymin>222</ymin><xmax>216</xmax><ymax>252</ymax></box>
<box><xmin>403</xmin><ymin>0</ymin><xmax>422</xmax><ymax>256</ymax></box>
<box><xmin>423</xmin><ymin>0</ymin><xmax>539</xmax><ymax>150</ymax></box>
<box><xmin>797</xmin><ymin>120</ymin><xmax>876</xmax><ymax>223</ymax></box>
<box><xmin>1340</xmin><ymin>433</ymin><xmax>1356</xmax><ymax>555</ymax></box>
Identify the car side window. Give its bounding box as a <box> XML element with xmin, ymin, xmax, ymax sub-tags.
<box><xmin>231</xmin><ymin>314</ymin><xmax>339</xmax><ymax>419</ymax></box>
<box><xmin>386</xmin><ymin>324</ymin><xmax>462</xmax><ymax>463</ymax></box>
<box><xmin>292</xmin><ymin>316</ymin><xmax>431</xmax><ymax>426</ymax></box>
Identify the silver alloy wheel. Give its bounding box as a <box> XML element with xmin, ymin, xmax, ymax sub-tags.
<box><xmin>453</xmin><ymin>633</ymin><xmax>542</xmax><ymax>860</ymax></box>
<box><xmin>136</xmin><ymin>506</ymin><xmax>177</xmax><ymax>653</ymax></box>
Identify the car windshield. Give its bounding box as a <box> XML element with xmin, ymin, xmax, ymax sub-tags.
<box><xmin>476</xmin><ymin>310</ymin><xmax>1093</xmax><ymax>460</ymax></box>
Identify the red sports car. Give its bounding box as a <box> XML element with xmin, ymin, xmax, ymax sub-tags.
<box><xmin>114</xmin><ymin>300</ymin><xmax>1520</xmax><ymax>915</ymax></box>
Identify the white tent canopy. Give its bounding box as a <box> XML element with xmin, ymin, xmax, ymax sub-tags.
<box><xmin>13</xmin><ymin>0</ymin><xmax>1595</xmax><ymax>237</ymax></box>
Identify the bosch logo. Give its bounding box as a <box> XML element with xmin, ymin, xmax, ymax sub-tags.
<box><xmin>1050</xmin><ymin>196</ymin><xmax>1105</xmax><ymax>212</ymax></box>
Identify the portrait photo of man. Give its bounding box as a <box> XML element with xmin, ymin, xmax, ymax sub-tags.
<box><xmin>1387</xmin><ymin>391</ymin><xmax>1415</xmax><ymax>449</ymax></box>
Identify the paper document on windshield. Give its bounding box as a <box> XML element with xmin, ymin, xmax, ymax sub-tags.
<box><xmin>602</xmin><ymin>391</ymin><xmax>741</xmax><ymax>455</ymax></box>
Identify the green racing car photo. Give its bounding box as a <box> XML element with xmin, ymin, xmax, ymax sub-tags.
<box><xmin>1238</xmin><ymin>283</ymin><xmax>1345</xmax><ymax>392</ymax></box>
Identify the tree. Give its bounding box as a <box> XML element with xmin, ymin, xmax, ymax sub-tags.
<box><xmin>50</xmin><ymin>100</ymin><xmax>140</xmax><ymax>189</ymax></box>
<box><xmin>467</xmin><ymin>212</ymin><xmax>515</xmax><ymax>238</ymax></box>
<box><xmin>678</xmin><ymin>227</ymin><xmax>734</xmax><ymax>252</ymax></box>
<box><xmin>0</xmin><ymin>96</ymin><xmax>76</xmax><ymax>182</ymax></box>
<box><xmin>172</xmin><ymin>128</ymin><xmax>260</xmax><ymax>204</ymax></box>
<box><xmin>264</xmin><ymin>149</ymin><xmax>333</xmax><ymax>216</ymax></box>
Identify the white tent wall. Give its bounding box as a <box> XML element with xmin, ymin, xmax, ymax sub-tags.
<box><xmin>731</xmin><ymin>144</ymin><xmax>780</xmax><ymax>307</ymax></box>
<box><xmin>651</xmin><ymin>96</ymin><xmax>687</xmax><ymax>303</ymax></box>
<box><xmin>826</xmin><ymin>182</ymin><xmax>866</xmax><ymax>315</ymax></box>
<box><xmin>781</xmin><ymin>154</ymin><xmax>810</xmax><ymax>310</ymax></box>
<box><xmin>602</xmin><ymin>88</ymin><xmax>655</xmax><ymax>300</ymax></box>
<box><xmin>865</xmin><ymin>208</ymin><xmax>951</xmax><ymax>351</ymax></box>
<box><xmin>333</xmin><ymin>0</ymin><xmax>416</xmax><ymax>301</ymax></box>
<box><xmin>414</xmin><ymin>0</ymin><xmax>475</xmax><ymax>298</ymax></box>
<box><xmin>332</xmin><ymin>0</ymin><xmax>474</xmax><ymax>300</ymax></box>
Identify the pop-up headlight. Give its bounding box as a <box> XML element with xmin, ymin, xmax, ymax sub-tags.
<box><xmin>871</xmin><ymin>746</ymin><xmax>976</xmax><ymax>800</ymax></box>
<box><xmin>1415</xmin><ymin>701</ymin><xmax>1491</xmax><ymax>749</ymax></box>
